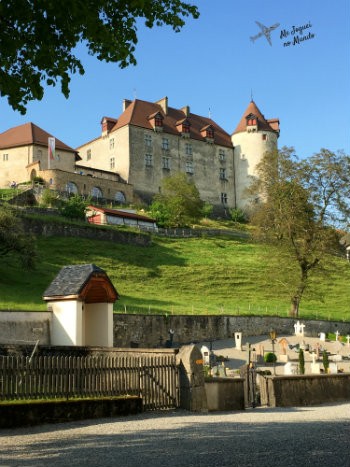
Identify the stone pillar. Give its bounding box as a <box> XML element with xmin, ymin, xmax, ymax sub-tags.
<box><xmin>235</xmin><ymin>332</ymin><xmax>242</xmax><ymax>351</ymax></box>
<box><xmin>176</xmin><ymin>345</ymin><xmax>207</xmax><ymax>412</ymax></box>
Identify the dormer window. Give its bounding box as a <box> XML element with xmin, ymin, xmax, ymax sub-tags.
<box><xmin>200</xmin><ymin>124</ymin><xmax>214</xmax><ymax>142</ymax></box>
<box><xmin>176</xmin><ymin>118</ymin><xmax>191</xmax><ymax>137</ymax></box>
<box><xmin>155</xmin><ymin>114</ymin><xmax>163</xmax><ymax>127</ymax></box>
<box><xmin>246</xmin><ymin>113</ymin><xmax>258</xmax><ymax>132</ymax></box>
<box><xmin>148</xmin><ymin>111</ymin><xmax>164</xmax><ymax>131</ymax></box>
<box><xmin>182</xmin><ymin>122</ymin><xmax>190</xmax><ymax>133</ymax></box>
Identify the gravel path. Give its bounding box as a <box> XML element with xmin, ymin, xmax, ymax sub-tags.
<box><xmin>1</xmin><ymin>403</ymin><xmax>350</xmax><ymax>467</ymax></box>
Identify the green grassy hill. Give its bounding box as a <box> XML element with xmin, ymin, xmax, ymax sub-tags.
<box><xmin>1</xmin><ymin>227</ymin><xmax>349</xmax><ymax>321</ymax></box>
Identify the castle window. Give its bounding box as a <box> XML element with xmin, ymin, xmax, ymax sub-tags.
<box><xmin>162</xmin><ymin>138</ymin><xmax>169</xmax><ymax>150</ymax></box>
<box><xmin>3</xmin><ymin>153</ymin><xmax>8</xmax><ymax>161</ymax></box>
<box><xmin>115</xmin><ymin>191</ymin><xmax>126</xmax><ymax>204</ymax></box>
<box><xmin>110</xmin><ymin>157</ymin><xmax>115</xmax><ymax>169</ymax></box>
<box><xmin>219</xmin><ymin>149</ymin><xmax>226</xmax><ymax>161</ymax></box>
<box><xmin>155</xmin><ymin>115</ymin><xmax>163</xmax><ymax>127</ymax></box>
<box><xmin>144</xmin><ymin>134</ymin><xmax>152</xmax><ymax>147</ymax></box>
<box><xmin>221</xmin><ymin>193</ymin><xmax>228</xmax><ymax>204</ymax></box>
<box><xmin>148</xmin><ymin>111</ymin><xmax>164</xmax><ymax>131</ymax></box>
<box><xmin>185</xmin><ymin>143</ymin><xmax>192</xmax><ymax>155</ymax></box>
<box><xmin>109</xmin><ymin>138</ymin><xmax>115</xmax><ymax>149</ymax></box>
<box><xmin>220</xmin><ymin>168</ymin><xmax>227</xmax><ymax>180</ymax></box>
<box><xmin>162</xmin><ymin>157</ymin><xmax>170</xmax><ymax>170</ymax></box>
<box><xmin>91</xmin><ymin>186</ymin><xmax>103</xmax><ymax>199</ymax></box>
<box><xmin>200</xmin><ymin>125</ymin><xmax>214</xmax><ymax>142</ymax></box>
<box><xmin>87</xmin><ymin>149</ymin><xmax>91</xmax><ymax>161</ymax></box>
<box><xmin>262</xmin><ymin>134</ymin><xmax>267</xmax><ymax>141</ymax></box>
<box><xmin>66</xmin><ymin>181</ymin><xmax>78</xmax><ymax>194</ymax></box>
<box><xmin>207</xmin><ymin>127</ymin><xmax>214</xmax><ymax>139</ymax></box>
<box><xmin>186</xmin><ymin>161</ymin><xmax>194</xmax><ymax>174</ymax></box>
<box><xmin>182</xmin><ymin>122</ymin><xmax>190</xmax><ymax>133</ymax></box>
<box><xmin>145</xmin><ymin>154</ymin><xmax>153</xmax><ymax>167</ymax></box>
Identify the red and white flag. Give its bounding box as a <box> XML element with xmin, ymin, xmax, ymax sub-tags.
<box><xmin>48</xmin><ymin>137</ymin><xmax>55</xmax><ymax>168</ymax></box>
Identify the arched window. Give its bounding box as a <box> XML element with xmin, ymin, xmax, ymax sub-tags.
<box><xmin>66</xmin><ymin>181</ymin><xmax>78</xmax><ymax>194</ymax></box>
<box><xmin>115</xmin><ymin>191</ymin><xmax>126</xmax><ymax>204</ymax></box>
<box><xmin>91</xmin><ymin>186</ymin><xmax>103</xmax><ymax>199</ymax></box>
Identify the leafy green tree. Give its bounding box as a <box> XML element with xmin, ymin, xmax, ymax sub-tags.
<box><xmin>0</xmin><ymin>204</ymin><xmax>37</xmax><ymax>269</ymax></box>
<box><xmin>60</xmin><ymin>195</ymin><xmax>88</xmax><ymax>220</ymax></box>
<box><xmin>0</xmin><ymin>1</ymin><xmax>199</xmax><ymax>113</ymax></box>
<box><xmin>150</xmin><ymin>173</ymin><xmax>204</xmax><ymax>227</ymax></box>
<box><xmin>249</xmin><ymin>147</ymin><xmax>350</xmax><ymax>317</ymax></box>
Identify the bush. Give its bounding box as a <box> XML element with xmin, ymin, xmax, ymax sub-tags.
<box><xmin>60</xmin><ymin>194</ymin><xmax>87</xmax><ymax>220</ymax></box>
<box><xmin>229</xmin><ymin>208</ymin><xmax>247</xmax><ymax>224</ymax></box>
<box><xmin>264</xmin><ymin>352</ymin><xmax>277</xmax><ymax>363</ymax></box>
<box><xmin>322</xmin><ymin>350</ymin><xmax>329</xmax><ymax>373</ymax></box>
<box><xmin>40</xmin><ymin>189</ymin><xmax>61</xmax><ymax>208</ymax></box>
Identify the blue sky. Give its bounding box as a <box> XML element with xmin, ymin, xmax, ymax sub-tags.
<box><xmin>1</xmin><ymin>0</ymin><xmax>349</xmax><ymax>157</ymax></box>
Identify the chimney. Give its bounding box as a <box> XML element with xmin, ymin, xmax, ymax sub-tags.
<box><xmin>181</xmin><ymin>105</ymin><xmax>190</xmax><ymax>117</ymax></box>
<box><xmin>156</xmin><ymin>96</ymin><xmax>168</xmax><ymax>115</ymax></box>
<box><xmin>123</xmin><ymin>99</ymin><xmax>132</xmax><ymax>111</ymax></box>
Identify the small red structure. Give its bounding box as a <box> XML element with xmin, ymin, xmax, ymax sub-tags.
<box><xmin>86</xmin><ymin>205</ymin><xmax>158</xmax><ymax>231</ymax></box>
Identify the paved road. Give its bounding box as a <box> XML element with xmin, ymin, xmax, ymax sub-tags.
<box><xmin>1</xmin><ymin>403</ymin><xmax>350</xmax><ymax>467</ymax></box>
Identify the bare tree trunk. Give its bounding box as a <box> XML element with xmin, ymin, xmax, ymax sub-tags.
<box><xmin>289</xmin><ymin>296</ymin><xmax>299</xmax><ymax>318</ymax></box>
<box><xmin>289</xmin><ymin>266</ymin><xmax>308</xmax><ymax>318</ymax></box>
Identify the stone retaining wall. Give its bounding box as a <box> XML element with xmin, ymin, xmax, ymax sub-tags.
<box><xmin>113</xmin><ymin>314</ymin><xmax>350</xmax><ymax>348</ymax></box>
<box><xmin>0</xmin><ymin>312</ymin><xmax>349</xmax><ymax>348</ymax></box>
<box><xmin>21</xmin><ymin>217</ymin><xmax>151</xmax><ymax>246</ymax></box>
<box><xmin>0</xmin><ymin>397</ymin><xmax>142</xmax><ymax>428</ymax></box>
<box><xmin>259</xmin><ymin>373</ymin><xmax>350</xmax><ymax>407</ymax></box>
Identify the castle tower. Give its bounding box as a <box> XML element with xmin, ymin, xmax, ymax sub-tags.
<box><xmin>232</xmin><ymin>100</ymin><xmax>280</xmax><ymax>210</ymax></box>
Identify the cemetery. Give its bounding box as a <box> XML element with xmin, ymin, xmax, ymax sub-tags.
<box><xmin>0</xmin><ymin>263</ymin><xmax>350</xmax><ymax>425</ymax></box>
<box><xmin>199</xmin><ymin>321</ymin><xmax>350</xmax><ymax>408</ymax></box>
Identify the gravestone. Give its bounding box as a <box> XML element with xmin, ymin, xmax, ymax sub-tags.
<box><xmin>294</xmin><ymin>321</ymin><xmax>305</xmax><ymax>337</ymax></box>
<box><xmin>284</xmin><ymin>362</ymin><xmax>298</xmax><ymax>375</ymax></box>
<box><xmin>319</xmin><ymin>332</ymin><xmax>326</xmax><ymax>342</ymax></box>
<box><xmin>200</xmin><ymin>345</ymin><xmax>210</xmax><ymax>365</ymax></box>
<box><xmin>211</xmin><ymin>364</ymin><xmax>226</xmax><ymax>378</ymax></box>
<box><xmin>311</xmin><ymin>353</ymin><xmax>321</xmax><ymax>374</ymax></box>
<box><xmin>235</xmin><ymin>332</ymin><xmax>242</xmax><ymax>351</ymax></box>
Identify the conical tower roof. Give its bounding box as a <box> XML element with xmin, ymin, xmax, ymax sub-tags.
<box><xmin>232</xmin><ymin>100</ymin><xmax>279</xmax><ymax>135</ymax></box>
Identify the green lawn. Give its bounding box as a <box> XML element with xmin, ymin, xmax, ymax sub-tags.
<box><xmin>0</xmin><ymin>233</ymin><xmax>349</xmax><ymax>321</ymax></box>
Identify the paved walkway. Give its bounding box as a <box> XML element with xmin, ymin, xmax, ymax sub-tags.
<box><xmin>1</xmin><ymin>403</ymin><xmax>349</xmax><ymax>467</ymax></box>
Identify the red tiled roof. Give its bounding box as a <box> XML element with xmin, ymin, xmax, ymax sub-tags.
<box><xmin>110</xmin><ymin>99</ymin><xmax>233</xmax><ymax>148</ymax></box>
<box><xmin>0</xmin><ymin>122</ymin><xmax>76</xmax><ymax>152</ymax></box>
<box><xmin>232</xmin><ymin>101</ymin><xmax>279</xmax><ymax>135</ymax></box>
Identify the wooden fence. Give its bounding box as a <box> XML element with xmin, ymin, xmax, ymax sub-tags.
<box><xmin>0</xmin><ymin>354</ymin><xmax>179</xmax><ymax>410</ymax></box>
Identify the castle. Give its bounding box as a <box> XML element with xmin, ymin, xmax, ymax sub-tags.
<box><xmin>0</xmin><ymin>97</ymin><xmax>279</xmax><ymax>213</ymax></box>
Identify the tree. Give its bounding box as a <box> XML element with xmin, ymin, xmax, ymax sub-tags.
<box><xmin>150</xmin><ymin>173</ymin><xmax>204</xmax><ymax>227</ymax></box>
<box><xmin>0</xmin><ymin>204</ymin><xmax>37</xmax><ymax>269</ymax></box>
<box><xmin>0</xmin><ymin>1</ymin><xmax>199</xmax><ymax>113</ymax></box>
<box><xmin>249</xmin><ymin>147</ymin><xmax>350</xmax><ymax>317</ymax></box>
<box><xmin>60</xmin><ymin>194</ymin><xmax>88</xmax><ymax>220</ymax></box>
